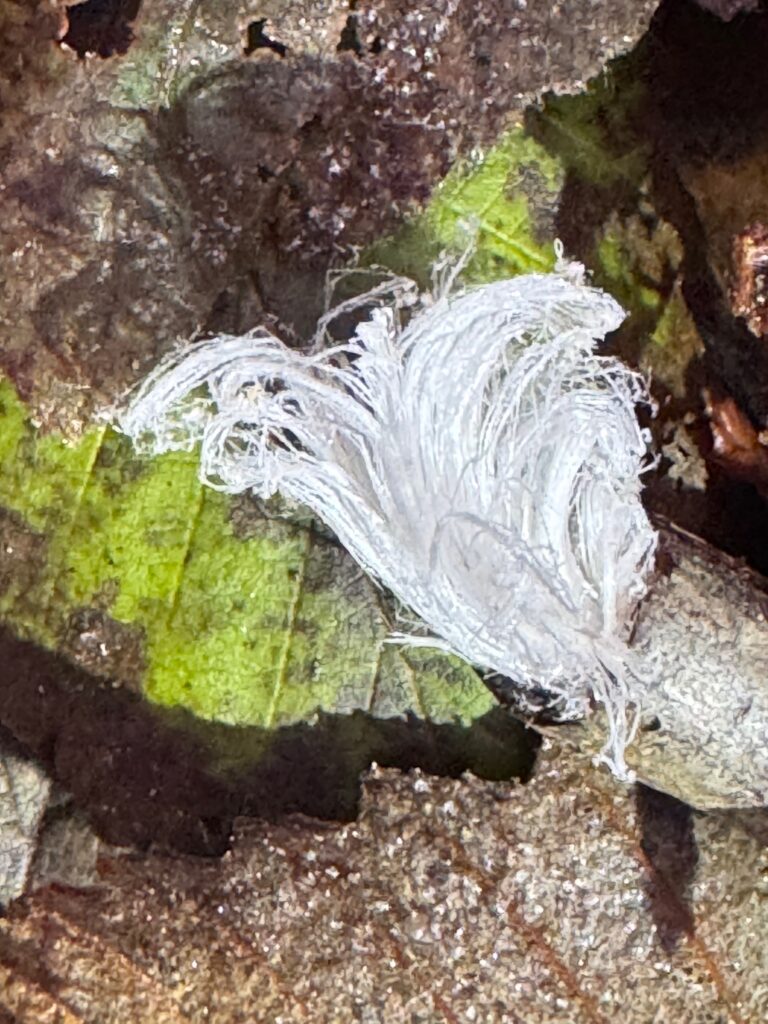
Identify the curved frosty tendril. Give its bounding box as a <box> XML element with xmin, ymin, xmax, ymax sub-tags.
<box><xmin>118</xmin><ymin>264</ymin><xmax>657</xmax><ymax>779</ymax></box>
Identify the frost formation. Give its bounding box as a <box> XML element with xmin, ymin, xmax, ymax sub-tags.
<box><xmin>118</xmin><ymin>266</ymin><xmax>657</xmax><ymax>778</ymax></box>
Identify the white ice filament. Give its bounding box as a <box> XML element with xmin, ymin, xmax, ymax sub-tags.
<box><xmin>118</xmin><ymin>269</ymin><xmax>657</xmax><ymax>778</ymax></box>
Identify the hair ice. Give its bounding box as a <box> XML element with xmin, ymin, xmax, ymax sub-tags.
<box><xmin>118</xmin><ymin>264</ymin><xmax>657</xmax><ymax>778</ymax></box>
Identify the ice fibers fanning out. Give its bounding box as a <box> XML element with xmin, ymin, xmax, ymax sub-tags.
<box><xmin>118</xmin><ymin>265</ymin><xmax>657</xmax><ymax>779</ymax></box>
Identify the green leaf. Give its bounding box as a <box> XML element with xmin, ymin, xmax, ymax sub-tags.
<box><xmin>368</xmin><ymin>127</ymin><xmax>564</xmax><ymax>284</ymax></box>
<box><xmin>0</xmin><ymin>101</ymin><xmax>572</xmax><ymax>742</ymax></box>
<box><xmin>527</xmin><ymin>55</ymin><xmax>649</xmax><ymax>189</ymax></box>
<box><xmin>428</xmin><ymin>131</ymin><xmax>563</xmax><ymax>277</ymax></box>
<box><xmin>0</xmin><ymin>380</ymin><xmax>503</xmax><ymax>739</ymax></box>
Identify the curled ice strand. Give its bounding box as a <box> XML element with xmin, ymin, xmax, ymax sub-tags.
<box><xmin>117</xmin><ymin>265</ymin><xmax>657</xmax><ymax>779</ymax></box>
<box><xmin>311</xmin><ymin>267</ymin><xmax>419</xmax><ymax>354</ymax></box>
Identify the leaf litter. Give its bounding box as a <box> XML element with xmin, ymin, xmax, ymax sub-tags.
<box><xmin>1</xmin><ymin>0</ymin><xmax>768</xmax><ymax>1015</ymax></box>
<box><xmin>2</xmin><ymin>748</ymin><xmax>767</xmax><ymax>1023</ymax></box>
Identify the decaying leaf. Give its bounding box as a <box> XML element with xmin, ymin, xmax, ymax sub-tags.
<box><xmin>0</xmin><ymin>0</ymin><xmax>653</xmax><ymax>799</ymax></box>
<box><xmin>0</xmin><ymin>0</ymin><xmax>657</xmax><ymax>434</ymax></box>
<box><xmin>730</xmin><ymin>222</ymin><xmax>768</xmax><ymax>338</ymax></box>
<box><xmin>1</xmin><ymin>750</ymin><xmax>767</xmax><ymax>1022</ymax></box>
<box><xmin>27</xmin><ymin>797</ymin><xmax>121</xmax><ymax>894</ymax></box>
<box><xmin>258</xmin><ymin>0</ymin><xmax>660</xmax><ymax>138</ymax></box>
<box><xmin>638</xmin><ymin>1</ymin><xmax>768</xmax><ymax>429</ymax></box>
<box><xmin>706</xmin><ymin>391</ymin><xmax>768</xmax><ymax>494</ymax></box>
<box><xmin>0</xmin><ymin>0</ymin><xmax>659</xmax><ymax>795</ymax></box>
<box><xmin>527</xmin><ymin>2</ymin><xmax>768</xmax><ymax>579</ymax></box>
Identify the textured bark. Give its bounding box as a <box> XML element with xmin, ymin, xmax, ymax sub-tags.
<box><xmin>627</xmin><ymin>522</ymin><xmax>768</xmax><ymax>808</ymax></box>
<box><xmin>532</xmin><ymin>522</ymin><xmax>768</xmax><ymax>810</ymax></box>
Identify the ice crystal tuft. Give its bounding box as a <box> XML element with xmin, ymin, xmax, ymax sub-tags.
<box><xmin>118</xmin><ymin>266</ymin><xmax>657</xmax><ymax>778</ymax></box>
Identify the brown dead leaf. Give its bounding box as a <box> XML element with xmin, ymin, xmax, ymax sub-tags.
<box><xmin>2</xmin><ymin>749</ymin><xmax>767</xmax><ymax>1023</ymax></box>
<box><xmin>730</xmin><ymin>221</ymin><xmax>768</xmax><ymax>337</ymax></box>
<box><xmin>0</xmin><ymin>0</ymin><xmax>656</xmax><ymax>434</ymax></box>
<box><xmin>705</xmin><ymin>390</ymin><xmax>768</xmax><ymax>495</ymax></box>
<box><xmin>264</xmin><ymin>0</ymin><xmax>659</xmax><ymax>144</ymax></box>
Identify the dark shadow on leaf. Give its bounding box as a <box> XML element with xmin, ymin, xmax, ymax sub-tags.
<box><xmin>243</xmin><ymin>20</ymin><xmax>287</xmax><ymax>59</ymax></box>
<box><xmin>642</xmin><ymin>0</ymin><xmax>768</xmax><ymax>168</ymax></box>
<box><xmin>0</xmin><ymin>628</ymin><xmax>537</xmax><ymax>858</ymax></box>
<box><xmin>337</xmin><ymin>14</ymin><xmax>364</xmax><ymax>57</ymax></box>
<box><xmin>528</xmin><ymin>0</ymin><xmax>768</xmax><ymax>426</ymax></box>
<box><xmin>635</xmin><ymin>783</ymin><xmax>699</xmax><ymax>952</ymax></box>
<box><xmin>638</xmin><ymin>0</ymin><xmax>768</xmax><ymax>426</ymax></box>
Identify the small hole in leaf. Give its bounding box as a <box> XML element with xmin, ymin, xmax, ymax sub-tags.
<box><xmin>641</xmin><ymin>714</ymin><xmax>662</xmax><ymax>732</ymax></box>
<box><xmin>244</xmin><ymin>19</ymin><xmax>287</xmax><ymax>58</ymax></box>
<box><xmin>60</xmin><ymin>0</ymin><xmax>142</xmax><ymax>59</ymax></box>
<box><xmin>337</xmin><ymin>14</ymin><xmax>364</xmax><ymax>56</ymax></box>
